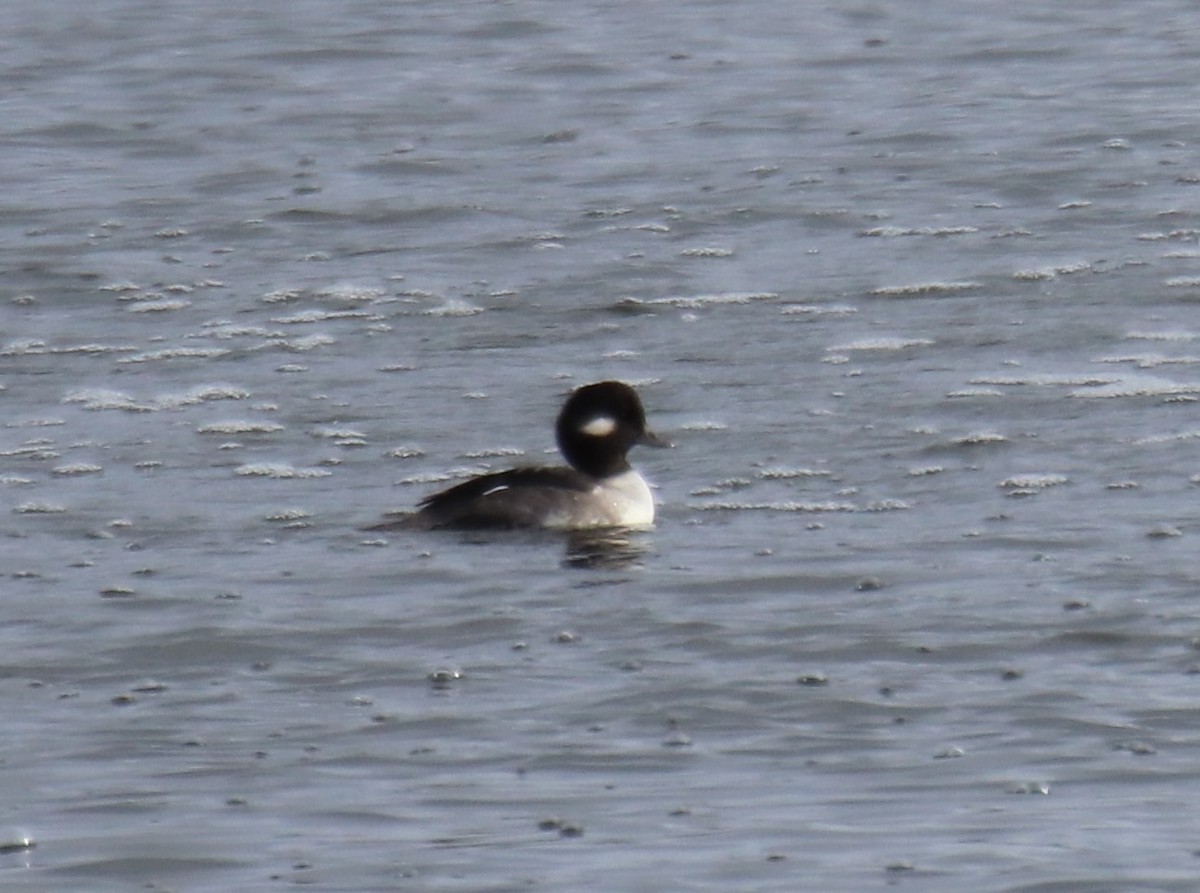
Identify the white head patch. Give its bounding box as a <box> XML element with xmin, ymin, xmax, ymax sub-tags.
<box><xmin>580</xmin><ymin>415</ymin><xmax>617</xmax><ymax>437</ymax></box>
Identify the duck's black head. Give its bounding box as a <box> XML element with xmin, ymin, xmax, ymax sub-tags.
<box><xmin>555</xmin><ymin>380</ymin><xmax>670</xmax><ymax>478</ymax></box>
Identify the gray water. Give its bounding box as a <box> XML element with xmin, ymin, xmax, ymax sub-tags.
<box><xmin>4</xmin><ymin>1</ymin><xmax>1200</xmax><ymax>890</ymax></box>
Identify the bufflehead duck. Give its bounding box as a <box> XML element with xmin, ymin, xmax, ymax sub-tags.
<box><xmin>370</xmin><ymin>380</ymin><xmax>670</xmax><ymax>531</ymax></box>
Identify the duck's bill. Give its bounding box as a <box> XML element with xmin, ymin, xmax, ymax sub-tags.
<box><xmin>638</xmin><ymin>429</ymin><xmax>673</xmax><ymax>449</ymax></box>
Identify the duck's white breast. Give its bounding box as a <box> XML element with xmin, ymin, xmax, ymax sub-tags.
<box><xmin>588</xmin><ymin>469</ymin><xmax>656</xmax><ymax>528</ymax></box>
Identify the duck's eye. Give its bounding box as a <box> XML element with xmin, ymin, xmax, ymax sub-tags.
<box><xmin>579</xmin><ymin>416</ymin><xmax>616</xmax><ymax>437</ymax></box>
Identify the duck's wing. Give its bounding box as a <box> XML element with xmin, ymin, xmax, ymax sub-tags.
<box><xmin>417</xmin><ymin>466</ymin><xmax>592</xmax><ymax>507</ymax></box>
<box><xmin>367</xmin><ymin>466</ymin><xmax>594</xmax><ymax>531</ymax></box>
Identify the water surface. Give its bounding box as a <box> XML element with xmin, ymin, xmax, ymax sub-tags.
<box><xmin>3</xmin><ymin>2</ymin><xmax>1200</xmax><ymax>890</ymax></box>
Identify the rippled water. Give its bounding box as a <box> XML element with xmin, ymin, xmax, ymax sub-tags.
<box><xmin>4</xmin><ymin>1</ymin><xmax>1200</xmax><ymax>890</ymax></box>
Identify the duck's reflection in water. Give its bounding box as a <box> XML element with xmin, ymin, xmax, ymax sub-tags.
<box><xmin>562</xmin><ymin>528</ymin><xmax>650</xmax><ymax>570</ymax></box>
